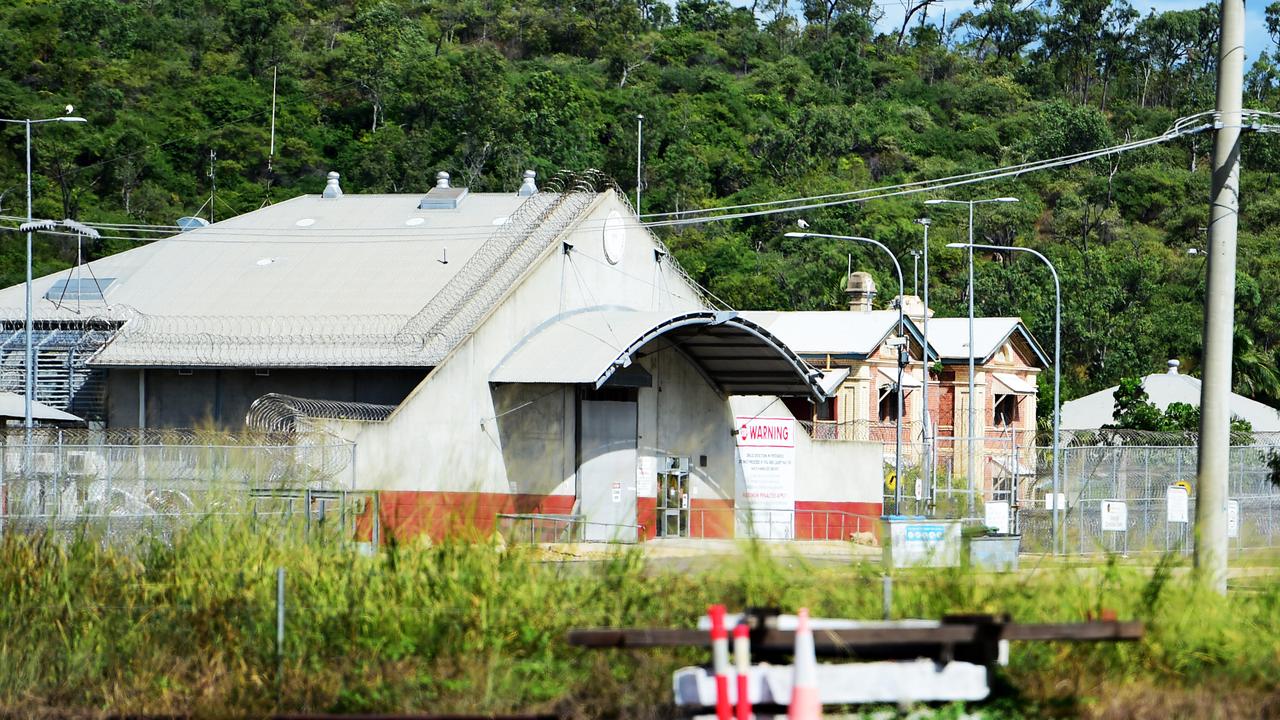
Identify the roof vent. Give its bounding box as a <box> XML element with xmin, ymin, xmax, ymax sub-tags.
<box><xmin>1167</xmin><ymin>359</ymin><xmax>1180</xmax><ymax>374</ymax></box>
<box><xmin>322</xmin><ymin>171</ymin><xmax>343</xmax><ymax>199</ymax></box>
<box><xmin>420</xmin><ymin>170</ymin><xmax>468</xmax><ymax>210</ymax></box>
<box><xmin>517</xmin><ymin>170</ymin><xmax>538</xmax><ymax>197</ymax></box>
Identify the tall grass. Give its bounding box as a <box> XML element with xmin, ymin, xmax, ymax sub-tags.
<box><xmin>1</xmin><ymin>518</ymin><xmax>1277</xmax><ymax>718</ymax></box>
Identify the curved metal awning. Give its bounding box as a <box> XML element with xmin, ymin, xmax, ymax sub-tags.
<box><xmin>490</xmin><ymin>309</ymin><xmax>837</xmax><ymax>400</ymax></box>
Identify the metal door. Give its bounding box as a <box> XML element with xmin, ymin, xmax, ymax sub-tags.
<box><xmin>578</xmin><ymin>396</ymin><xmax>638</xmax><ymax>542</ymax></box>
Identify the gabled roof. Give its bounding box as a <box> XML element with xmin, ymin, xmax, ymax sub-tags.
<box><xmin>740</xmin><ymin>310</ymin><xmax>936</xmax><ymax>361</ymax></box>
<box><xmin>926</xmin><ymin>317</ymin><xmax>1049</xmax><ymax>368</ymax></box>
<box><xmin>1062</xmin><ymin>367</ymin><xmax>1280</xmax><ymax>431</ymax></box>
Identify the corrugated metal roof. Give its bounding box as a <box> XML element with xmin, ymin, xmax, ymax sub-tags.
<box><xmin>0</xmin><ymin>391</ymin><xmax>83</xmax><ymax>422</ymax></box>
<box><xmin>1061</xmin><ymin>370</ymin><xmax>1280</xmax><ymax>431</ymax></box>
<box><xmin>741</xmin><ymin>311</ymin><xmax>934</xmax><ymax>360</ymax></box>
<box><xmin>926</xmin><ymin>317</ymin><xmax>1048</xmax><ymax>367</ymax></box>
<box><xmin>0</xmin><ymin>194</ymin><xmax>525</xmax><ymax>321</ymax></box>
<box><xmin>490</xmin><ymin>310</ymin><xmax>839</xmax><ymax>400</ymax></box>
<box><xmin>0</xmin><ymin>191</ymin><xmax>586</xmax><ymax>368</ymax></box>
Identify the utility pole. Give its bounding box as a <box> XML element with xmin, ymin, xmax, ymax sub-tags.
<box><xmin>1196</xmin><ymin>0</ymin><xmax>1244</xmax><ymax>595</ymax></box>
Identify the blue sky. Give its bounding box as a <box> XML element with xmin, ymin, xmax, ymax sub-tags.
<box><xmin>725</xmin><ymin>1</ymin><xmax>1275</xmax><ymax>61</ymax></box>
<box><xmin>874</xmin><ymin>1</ymin><xmax>1275</xmax><ymax>60</ymax></box>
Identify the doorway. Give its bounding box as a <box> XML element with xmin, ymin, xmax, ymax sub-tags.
<box><xmin>656</xmin><ymin>456</ymin><xmax>690</xmax><ymax>538</ymax></box>
<box><xmin>577</xmin><ymin>387</ymin><xmax>638</xmax><ymax>542</ymax></box>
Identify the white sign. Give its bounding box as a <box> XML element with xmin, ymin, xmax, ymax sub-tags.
<box><xmin>1044</xmin><ymin>493</ymin><xmax>1067</xmax><ymax>510</ymax></box>
<box><xmin>1228</xmin><ymin>500</ymin><xmax>1240</xmax><ymax>539</ymax></box>
<box><xmin>636</xmin><ymin>456</ymin><xmax>656</xmax><ymax>497</ymax></box>
<box><xmin>734</xmin><ymin>416</ymin><xmax>796</xmax><ymax>539</ymax></box>
<box><xmin>1167</xmin><ymin>486</ymin><xmax>1189</xmax><ymax>524</ymax></box>
<box><xmin>1101</xmin><ymin>500</ymin><xmax>1128</xmax><ymax>532</ymax></box>
<box><xmin>984</xmin><ymin>501</ymin><xmax>1011</xmax><ymax>534</ymax></box>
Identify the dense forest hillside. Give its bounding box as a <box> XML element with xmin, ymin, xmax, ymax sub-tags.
<box><xmin>3</xmin><ymin>0</ymin><xmax>1280</xmax><ymax>413</ymax></box>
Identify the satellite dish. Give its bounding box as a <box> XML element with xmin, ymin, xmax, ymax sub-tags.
<box><xmin>176</xmin><ymin>216</ymin><xmax>210</xmax><ymax>232</ymax></box>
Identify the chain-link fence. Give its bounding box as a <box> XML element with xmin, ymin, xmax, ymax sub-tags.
<box><xmin>0</xmin><ymin>428</ymin><xmax>358</xmax><ymax>545</ymax></box>
<box><xmin>852</xmin><ymin>426</ymin><xmax>1280</xmax><ymax>556</ymax></box>
<box><xmin>1016</xmin><ymin>443</ymin><xmax>1279</xmax><ymax>555</ymax></box>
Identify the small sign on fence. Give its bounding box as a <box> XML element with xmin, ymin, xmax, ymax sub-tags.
<box><xmin>984</xmin><ymin>501</ymin><xmax>1010</xmax><ymax>534</ymax></box>
<box><xmin>1101</xmin><ymin>500</ymin><xmax>1128</xmax><ymax>532</ymax></box>
<box><xmin>1044</xmin><ymin>493</ymin><xmax>1066</xmax><ymax>510</ymax></box>
<box><xmin>1228</xmin><ymin>500</ymin><xmax>1240</xmax><ymax>539</ymax></box>
<box><xmin>1166</xmin><ymin>486</ymin><xmax>1189</xmax><ymax>524</ymax></box>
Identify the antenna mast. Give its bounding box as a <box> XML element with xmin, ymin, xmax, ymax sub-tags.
<box><xmin>268</xmin><ymin>66</ymin><xmax>278</xmax><ymax>172</ymax></box>
<box><xmin>208</xmin><ymin>149</ymin><xmax>217</xmax><ymax>223</ymax></box>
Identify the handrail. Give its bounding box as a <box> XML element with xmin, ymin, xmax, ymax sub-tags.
<box><xmin>680</xmin><ymin>507</ymin><xmax>881</xmax><ymax>541</ymax></box>
<box><xmin>496</xmin><ymin>512</ymin><xmax>643</xmax><ymax>544</ymax></box>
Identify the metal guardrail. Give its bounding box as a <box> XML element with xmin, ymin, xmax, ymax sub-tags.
<box><xmin>683</xmin><ymin>507</ymin><xmax>879</xmax><ymax>541</ymax></box>
<box><xmin>496</xmin><ymin>513</ymin><xmax>644</xmax><ymax>544</ymax></box>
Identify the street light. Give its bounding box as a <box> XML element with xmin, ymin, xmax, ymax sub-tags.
<box><xmin>948</xmin><ymin>242</ymin><xmax>1061</xmax><ymax>555</ymax></box>
<box><xmin>923</xmin><ymin>196</ymin><xmax>1018</xmax><ymax>514</ymax></box>
<box><xmin>786</xmin><ymin>230</ymin><xmax>907</xmax><ymax>514</ymax></box>
<box><xmin>1</xmin><ymin>113</ymin><xmax>88</xmax><ymax>436</ymax></box>
<box><xmin>915</xmin><ymin>218</ymin><xmax>933</xmax><ymax>507</ymax></box>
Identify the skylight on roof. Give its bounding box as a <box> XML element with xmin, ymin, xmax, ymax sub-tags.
<box><xmin>45</xmin><ymin>278</ymin><xmax>115</xmax><ymax>302</ymax></box>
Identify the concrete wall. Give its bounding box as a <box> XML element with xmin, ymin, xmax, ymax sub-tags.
<box><xmin>335</xmin><ymin>192</ymin><xmax>884</xmax><ymax>538</ymax></box>
<box><xmin>107</xmin><ymin>367</ymin><xmax>426</xmax><ymax>429</ymax></box>
<box><xmin>339</xmin><ymin>192</ymin><xmax>705</xmax><ymax>493</ymax></box>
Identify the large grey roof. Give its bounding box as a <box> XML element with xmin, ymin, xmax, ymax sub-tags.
<box><xmin>0</xmin><ymin>190</ymin><xmax>593</xmax><ymax>367</ymax></box>
<box><xmin>0</xmin><ymin>194</ymin><xmax>523</xmax><ymax>318</ymax></box>
<box><xmin>1061</xmin><ymin>368</ymin><xmax>1280</xmax><ymax>431</ymax></box>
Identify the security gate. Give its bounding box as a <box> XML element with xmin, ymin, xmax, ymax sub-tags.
<box><xmin>577</xmin><ymin>389</ymin><xmax>638</xmax><ymax>542</ymax></box>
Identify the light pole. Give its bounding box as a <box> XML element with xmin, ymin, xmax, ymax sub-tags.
<box><xmin>923</xmin><ymin>196</ymin><xmax>1018</xmax><ymax>515</ymax></box>
<box><xmin>915</xmin><ymin>219</ymin><xmax>932</xmax><ymax>508</ymax></box>
<box><xmin>635</xmin><ymin>114</ymin><xmax>644</xmax><ymax>217</ymax></box>
<box><xmin>1</xmin><ymin>112</ymin><xmax>88</xmax><ymax>437</ymax></box>
<box><xmin>948</xmin><ymin>242</ymin><xmax>1061</xmax><ymax>555</ymax></box>
<box><xmin>787</xmin><ymin>230</ymin><xmax>907</xmax><ymax>513</ymax></box>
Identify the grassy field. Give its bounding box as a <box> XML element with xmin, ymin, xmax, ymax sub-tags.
<box><xmin>1</xmin><ymin>520</ymin><xmax>1277</xmax><ymax>719</ymax></box>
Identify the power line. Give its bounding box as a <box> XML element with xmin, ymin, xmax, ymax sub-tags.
<box><xmin>1</xmin><ymin>108</ymin><xmax>1244</xmax><ymax>245</ymax></box>
<box><xmin>640</xmin><ymin>111</ymin><xmax>1221</xmax><ymax>225</ymax></box>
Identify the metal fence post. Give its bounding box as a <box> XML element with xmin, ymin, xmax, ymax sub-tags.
<box><xmin>276</xmin><ymin>566</ymin><xmax>286</xmax><ymax>685</ymax></box>
<box><xmin>882</xmin><ymin>574</ymin><xmax>893</xmax><ymax>620</ymax></box>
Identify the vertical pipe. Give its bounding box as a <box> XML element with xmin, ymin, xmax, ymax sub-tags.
<box><xmin>276</xmin><ymin>566</ymin><xmax>285</xmax><ymax>682</ymax></box>
<box><xmin>1051</xmin><ymin>259</ymin><xmax>1061</xmax><ymax>555</ymax></box>
<box><xmin>920</xmin><ymin>220</ymin><xmax>932</xmax><ymax>509</ymax></box>
<box><xmin>24</xmin><ymin>120</ymin><xmax>33</xmax><ymax>439</ymax></box>
<box><xmin>1195</xmin><ymin>0</ymin><xmax>1244</xmax><ymax>594</ymax></box>
<box><xmin>894</xmin><ymin>267</ymin><xmax>904</xmax><ymax>515</ymax></box>
<box><xmin>967</xmin><ymin>201</ymin><xmax>977</xmax><ymax>516</ymax></box>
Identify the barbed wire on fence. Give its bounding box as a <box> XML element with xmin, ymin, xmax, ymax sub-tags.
<box><xmin>245</xmin><ymin>393</ymin><xmax>395</xmax><ymax>435</ymax></box>
<box><xmin>1058</xmin><ymin>428</ymin><xmax>1280</xmax><ymax>447</ymax></box>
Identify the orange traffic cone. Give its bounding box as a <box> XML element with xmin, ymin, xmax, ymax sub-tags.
<box><xmin>733</xmin><ymin>621</ymin><xmax>751</xmax><ymax>720</ymax></box>
<box><xmin>708</xmin><ymin>604</ymin><xmax>732</xmax><ymax>720</ymax></box>
<box><xmin>788</xmin><ymin>607</ymin><xmax>822</xmax><ymax>720</ymax></box>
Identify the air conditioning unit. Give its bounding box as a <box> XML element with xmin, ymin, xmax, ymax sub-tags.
<box><xmin>32</xmin><ymin>452</ymin><xmax>58</xmax><ymax>474</ymax></box>
<box><xmin>66</xmin><ymin>450</ymin><xmax>106</xmax><ymax>478</ymax></box>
